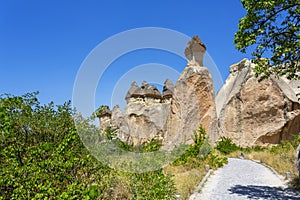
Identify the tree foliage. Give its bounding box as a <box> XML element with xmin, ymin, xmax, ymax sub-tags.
<box><xmin>216</xmin><ymin>137</ymin><xmax>241</xmax><ymax>155</ymax></box>
<box><xmin>173</xmin><ymin>125</ymin><xmax>228</xmax><ymax>169</ymax></box>
<box><xmin>0</xmin><ymin>93</ymin><xmax>176</xmax><ymax>199</ymax></box>
<box><xmin>234</xmin><ymin>0</ymin><xmax>300</xmax><ymax>80</ymax></box>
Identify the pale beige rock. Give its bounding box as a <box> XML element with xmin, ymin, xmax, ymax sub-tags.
<box><xmin>164</xmin><ymin>36</ymin><xmax>218</xmax><ymax>148</ymax></box>
<box><xmin>97</xmin><ymin>105</ymin><xmax>112</xmax><ymax>130</ymax></box>
<box><xmin>125</xmin><ymin>81</ymin><xmax>140</xmax><ymax>103</ymax></box>
<box><xmin>110</xmin><ymin>82</ymin><xmax>170</xmax><ymax>145</ymax></box>
<box><xmin>111</xmin><ymin>105</ymin><xmax>130</xmax><ymax>142</ymax></box>
<box><xmin>123</xmin><ymin>101</ymin><xmax>170</xmax><ymax>145</ymax></box>
<box><xmin>107</xmin><ymin>36</ymin><xmax>218</xmax><ymax>147</ymax></box>
<box><xmin>217</xmin><ymin>59</ymin><xmax>300</xmax><ymax>147</ymax></box>
<box><xmin>165</xmin><ymin>66</ymin><xmax>218</xmax><ymax>148</ymax></box>
<box><xmin>279</xmin><ymin>73</ymin><xmax>300</xmax><ymax>96</ymax></box>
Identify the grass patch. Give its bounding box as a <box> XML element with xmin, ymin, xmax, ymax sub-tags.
<box><xmin>164</xmin><ymin>166</ymin><xmax>206</xmax><ymax>200</ymax></box>
<box><xmin>163</xmin><ymin>126</ymin><xmax>228</xmax><ymax>199</ymax></box>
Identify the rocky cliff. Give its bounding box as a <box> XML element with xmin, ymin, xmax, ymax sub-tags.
<box><xmin>165</xmin><ymin>36</ymin><xmax>218</xmax><ymax>147</ymax></box>
<box><xmin>98</xmin><ymin>36</ymin><xmax>300</xmax><ymax>148</ymax></box>
<box><xmin>98</xmin><ymin>36</ymin><xmax>218</xmax><ymax>146</ymax></box>
<box><xmin>216</xmin><ymin>59</ymin><xmax>300</xmax><ymax>147</ymax></box>
<box><xmin>108</xmin><ymin>80</ymin><xmax>173</xmax><ymax>145</ymax></box>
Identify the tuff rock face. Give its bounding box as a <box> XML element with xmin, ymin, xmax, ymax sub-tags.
<box><xmin>110</xmin><ymin>80</ymin><xmax>173</xmax><ymax>145</ymax></box>
<box><xmin>164</xmin><ymin>62</ymin><xmax>218</xmax><ymax>148</ymax></box>
<box><xmin>162</xmin><ymin>79</ymin><xmax>174</xmax><ymax>102</ymax></box>
<box><xmin>99</xmin><ymin>36</ymin><xmax>218</xmax><ymax>146</ymax></box>
<box><xmin>216</xmin><ymin>59</ymin><xmax>300</xmax><ymax>147</ymax></box>
<box><xmin>280</xmin><ymin>74</ymin><xmax>300</xmax><ymax>96</ymax></box>
<box><xmin>97</xmin><ymin>105</ymin><xmax>112</xmax><ymax>130</ymax></box>
<box><xmin>98</xmin><ymin>35</ymin><xmax>300</xmax><ymax>148</ymax></box>
<box><xmin>164</xmin><ymin>37</ymin><xmax>218</xmax><ymax>147</ymax></box>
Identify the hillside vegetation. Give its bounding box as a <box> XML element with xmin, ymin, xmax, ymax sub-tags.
<box><xmin>0</xmin><ymin>92</ymin><xmax>227</xmax><ymax>200</ymax></box>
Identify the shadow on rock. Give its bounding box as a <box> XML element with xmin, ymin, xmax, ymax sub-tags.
<box><xmin>228</xmin><ymin>185</ymin><xmax>300</xmax><ymax>200</ymax></box>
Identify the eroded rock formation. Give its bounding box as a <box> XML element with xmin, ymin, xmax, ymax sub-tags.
<box><xmin>216</xmin><ymin>59</ymin><xmax>300</xmax><ymax>147</ymax></box>
<box><xmin>97</xmin><ymin>105</ymin><xmax>112</xmax><ymax>130</ymax></box>
<box><xmin>106</xmin><ymin>80</ymin><xmax>173</xmax><ymax>145</ymax></box>
<box><xmin>165</xmin><ymin>64</ymin><xmax>218</xmax><ymax>148</ymax></box>
<box><xmin>98</xmin><ymin>36</ymin><xmax>300</xmax><ymax>148</ymax></box>
<box><xmin>164</xmin><ymin>36</ymin><xmax>218</xmax><ymax>147</ymax></box>
<box><xmin>98</xmin><ymin>36</ymin><xmax>218</xmax><ymax>146</ymax></box>
<box><xmin>280</xmin><ymin>74</ymin><xmax>300</xmax><ymax>96</ymax></box>
<box><xmin>162</xmin><ymin>79</ymin><xmax>174</xmax><ymax>103</ymax></box>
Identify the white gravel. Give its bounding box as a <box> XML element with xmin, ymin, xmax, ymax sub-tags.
<box><xmin>190</xmin><ymin>158</ymin><xmax>300</xmax><ymax>200</ymax></box>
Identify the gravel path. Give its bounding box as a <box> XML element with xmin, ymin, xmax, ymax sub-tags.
<box><xmin>190</xmin><ymin>158</ymin><xmax>300</xmax><ymax>200</ymax></box>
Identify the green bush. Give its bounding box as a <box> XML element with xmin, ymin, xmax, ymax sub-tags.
<box><xmin>270</xmin><ymin>140</ymin><xmax>295</xmax><ymax>154</ymax></box>
<box><xmin>252</xmin><ymin>145</ymin><xmax>266</xmax><ymax>152</ymax></box>
<box><xmin>199</xmin><ymin>139</ymin><xmax>212</xmax><ymax>160</ymax></box>
<box><xmin>207</xmin><ymin>152</ymin><xmax>228</xmax><ymax>169</ymax></box>
<box><xmin>0</xmin><ymin>93</ymin><xmax>176</xmax><ymax>200</ymax></box>
<box><xmin>103</xmin><ymin>126</ymin><xmax>162</xmax><ymax>153</ymax></box>
<box><xmin>172</xmin><ymin>125</ymin><xmax>228</xmax><ymax>168</ymax></box>
<box><xmin>290</xmin><ymin>134</ymin><xmax>300</xmax><ymax>148</ymax></box>
<box><xmin>173</xmin><ymin>125</ymin><xmax>210</xmax><ymax>165</ymax></box>
<box><xmin>216</xmin><ymin>137</ymin><xmax>241</xmax><ymax>154</ymax></box>
<box><xmin>129</xmin><ymin>170</ymin><xmax>176</xmax><ymax>200</ymax></box>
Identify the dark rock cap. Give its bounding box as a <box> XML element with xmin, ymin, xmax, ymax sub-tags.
<box><xmin>163</xmin><ymin>79</ymin><xmax>174</xmax><ymax>98</ymax></box>
<box><xmin>185</xmin><ymin>35</ymin><xmax>206</xmax><ymax>66</ymax></box>
<box><xmin>144</xmin><ymin>85</ymin><xmax>162</xmax><ymax>99</ymax></box>
<box><xmin>131</xmin><ymin>87</ymin><xmax>144</xmax><ymax>98</ymax></box>
<box><xmin>125</xmin><ymin>81</ymin><xmax>140</xmax><ymax>101</ymax></box>
<box><xmin>125</xmin><ymin>81</ymin><xmax>164</xmax><ymax>100</ymax></box>
<box><xmin>97</xmin><ymin>105</ymin><xmax>111</xmax><ymax>118</ymax></box>
<box><xmin>141</xmin><ymin>81</ymin><xmax>149</xmax><ymax>89</ymax></box>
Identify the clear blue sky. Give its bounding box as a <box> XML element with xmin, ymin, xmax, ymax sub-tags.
<box><xmin>0</xmin><ymin>0</ymin><xmax>251</xmax><ymax>109</ymax></box>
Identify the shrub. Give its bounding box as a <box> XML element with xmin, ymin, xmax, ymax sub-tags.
<box><xmin>216</xmin><ymin>137</ymin><xmax>241</xmax><ymax>154</ymax></box>
<box><xmin>207</xmin><ymin>151</ymin><xmax>228</xmax><ymax>169</ymax></box>
<box><xmin>173</xmin><ymin>125</ymin><xmax>210</xmax><ymax>165</ymax></box>
<box><xmin>172</xmin><ymin>125</ymin><xmax>228</xmax><ymax>168</ymax></box>
<box><xmin>129</xmin><ymin>170</ymin><xmax>176</xmax><ymax>200</ymax></box>
<box><xmin>252</xmin><ymin>145</ymin><xmax>266</xmax><ymax>152</ymax></box>
<box><xmin>199</xmin><ymin>139</ymin><xmax>211</xmax><ymax>160</ymax></box>
<box><xmin>0</xmin><ymin>93</ymin><xmax>176</xmax><ymax>199</ymax></box>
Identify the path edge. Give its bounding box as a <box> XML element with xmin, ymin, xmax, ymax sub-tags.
<box><xmin>250</xmin><ymin>159</ymin><xmax>288</xmax><ymax>185</ymax></box>
<box><xmin>189</xmin><ymin>169</ymin><xmax>213</xmax><ymax>200</ymax></box>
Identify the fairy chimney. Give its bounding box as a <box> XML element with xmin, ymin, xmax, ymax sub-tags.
<box><xmin>97</xmin><ymin>105</ymin><xmax>112</xmax><ymax>129</ymax></box>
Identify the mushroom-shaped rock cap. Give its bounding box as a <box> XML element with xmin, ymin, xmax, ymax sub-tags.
<box><xmin>125</xmin><ymin>81</ymin><xmax>140</xmax><ymax>100</ymax></box>
<box><xmin>131</xmin><ymin>87</ymin><xmax>144</xmax><ymax>98</ymax></box>
<box><xmin>141</xmin><ymin>81</ymin><xmax>149</xmax><ymax>89</ymax></box>
<box><xmin>185</xmin><ymin>35</ymin><xmax>206</xmax><ymax>67</ymax></box>
<box><xmin>144</xmin><ymin>85</ymin><xmax>162</xmax><ymax>99</ymax></box>
<box><xmin>129</xmin><ymin>82</ymin><xmax>145</xmax><ymax>98</ymax></box>
<box><xmin>97</xmin><ymin>105</ymin><xmax>111</xmax><ymax>118</ymax></box>
<box><xmin>163</xmin><ymin>79</ymin><xmax>174</xmax><ymax>98</ymax></box>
